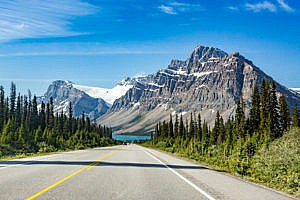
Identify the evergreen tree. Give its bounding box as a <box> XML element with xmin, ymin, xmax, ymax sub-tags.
<box><xmin>292</xmin><ymin>106</ymin><xmax>299</xmax><ymax>128</ymax></box>
<box><xmin>0</xmin><ymin>86</ymin><xmax>5</xmax><ymax>131</ymax></box>
<box><xmin>15</xmin><ymin>93</ymin><xmax>22</xmax><ymax>126</ymax></box>
<box><xmin>168</xmin><ymin>114</ymin><xmax>174</xmax><ymax>138</ymax></box>
<box><xmin>9</xmin><ymin>82</ymin><xmax>16</xmax><ymax>118</ymax></box>
<box><xmin>40</xmin><ymin>101</ymin><xmax>46</xmax><ymax>130</ymax></box>
<box><xmin>279</xmin><ymin>95</ymin><xmax>290</xmax><ymax>131</ymax></box>
<box><xmin>178</xmin><ymin>115</ymin><xmax>184</xmax><ymax>138</ymax></box>
<box><xmin>68</xmin><ymin>101</ymin><xmax>73</xmax><ymax>134</ymax></box>
<box><xmin>249</xmin><ymin>85</ymin><xmax>260</xmax><ymax>134</ymax></box>
<box><xmin>189</xmin><ymin>113</ymin><xmax>195</xmax><ymax>138</ymax></box>
<box><xmin>174</xmin><ymin>114</ymin><xmax>179</xmax><ymax>138</ymax></box>
<box><xmin>269</xmin><ymin>81</ymin><xmax>281</xmax><ymax>139</ymax></box>
<box><xmin>30</xmin><ymin>95</ymin><xmax>39</xmax><ymax>130</ymax></box>
<box><xmin>197</xmin><ymin>113</ymin><xmax>202</xmax><ymax>141</ymax></box>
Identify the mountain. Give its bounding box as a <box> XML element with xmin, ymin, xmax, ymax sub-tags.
<box><xmin>38</xmin><ymin>80</ymin><xmax>133</xmax><ymax>120</ymax></box>
<box><xmin>98</xmin><ymin>45</ymin><xmax>300</xmax><ymax>134</ymax></box>
<box><xmin>290</xmin><ymin>88</ymin><xmax>300</xmax><ymax>94</ymax></box>
<box><xmin>72</xmin><ymin>79</ymin><xmax>133</xmax><ymax>105</ymax></box>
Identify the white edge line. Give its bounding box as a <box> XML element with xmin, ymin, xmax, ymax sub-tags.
<box><xmin>141</xmin><ymin>148</ymin><xmax>216</xmax><ymax>200</ymax></box>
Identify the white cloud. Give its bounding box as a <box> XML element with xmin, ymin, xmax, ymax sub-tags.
<box><xmin>0</xmin><ymin>0</ymin><xmax>97</xmax><ymax>42</ymax></box>
<box><xmin>158</xmin><ymin>1</ymin><xmax>203</xmax><ymax>15</ymax></box>
<box><xmin>158</xmin><ymin>5</ymin><xmax>177</xmax><ymax>15</ymax></box>
<box><xmin>276</xmin><ymin>0</ymin><xmax>294</xmax><ymax>12</ymax></box>
<box><xmin>227</xmin><ymin>6</ymin><xmax>239</xmax><ymax>11</ymax></box>
<box><xmin>245</xmin><ymin>1</ymin><xmax>277</xmax><ymax>12</ymax></box>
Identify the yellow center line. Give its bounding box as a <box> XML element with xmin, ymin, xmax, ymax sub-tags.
<box><xmin>26</xmin><ymin>148</ymin><xmax>121</xmax><ymax>200</ymax></box>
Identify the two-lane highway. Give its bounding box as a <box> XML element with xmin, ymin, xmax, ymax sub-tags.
<box><xmin>0</xmin><ymin>145</ymin><xmax>295</xmax><ymax>200</ymax></box>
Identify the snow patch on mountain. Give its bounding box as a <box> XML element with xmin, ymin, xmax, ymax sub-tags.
<box><xmin>290</xmin><ymin>88</ymin><xmax>300</xmax><ymax>94</ymax></box>
<box><xmin>73</xmin><ymin>82</ymin><xmax>133</xmax><ymax>105</ymax></box>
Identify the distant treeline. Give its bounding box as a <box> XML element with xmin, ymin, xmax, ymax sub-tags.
<box><xmin>0</xmin><ymin>83</ymin><xmax>114</xmax><ymax>157</ymax></box>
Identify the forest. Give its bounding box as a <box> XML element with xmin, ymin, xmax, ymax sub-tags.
<box><xmin>0</xmin><ymin>83</ymin><xmax>116</xmax><ymax>157</ymax></box>
<box><xmin>145</xmin><ymin>80</ymin><xmax>300</xmax><ymax>196</ymax></box>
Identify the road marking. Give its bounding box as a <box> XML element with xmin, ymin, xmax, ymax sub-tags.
<box><xmin>25</xmin><ymin>148</ymin><xmax>120</xmax><ymax>200</ymax></box>
<box><xmin>142</xmin><ymin>148</ymin><xmax>216</xmax><ymax>200</ymax></box>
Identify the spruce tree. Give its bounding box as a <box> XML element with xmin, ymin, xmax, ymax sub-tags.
<box><xmin>292</xmin><ymin>106</ymin><xmax>299</xmax><ymax>128</ymax></box>
<box><xmin>269</xmin><ymin>81</ymin><xmax>281</xmax><ymax>139</ymax></box>
<box><xmin>9</xmin><ymin>82</ymin><xmax>16</xmax><ymax>118</ymax></box>
<box><xmin>174</xmin><ymin>114</ymin><xmax>179</xmax><ymax>138</ymax></box>
<box><xmin>169</xmin><ymin>114</ymin><xmax>174</xmax><ymax>138</ymax></box>
<box><xmin>0</xmin><ymin>86</ymin><xmax>5</xmax><ymax>131</ymax></box>
<box><xmin>189</xmin><ymin>113</ymin><xmax>195</xmax><ymax>138</ymax></box>
<box><xmin>179</xmin><ymin>115</ymin><xmax>184</xmax><ymax>138</ymax></box>
<box><xmin>15</xmin><ymin>93</ymin><xmax>22</xmax><ymax>126</ymax></box>
<box><xmin>279</xmin><ymin>95</ymin><xmax>290</xmax><ymax>131</ymax></box>
<box><xmin>249</xmin><ymin>84</ymin><xmax>260</xmax><ymax>134</ymax></box>
<box><xmin>40</xmin><ymin>101</ymin><xmax>46</xmax><ymax>130</ymax></box>
<box><xmin>197</xmin><ymin>113</ymin><xmax>202</xmax><ymax>141</ymax></box>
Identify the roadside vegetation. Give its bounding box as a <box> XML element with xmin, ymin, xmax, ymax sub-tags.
<box><xmin>144</xmin><ymin>80</ymin><xmax>300</xmax><ymax>197</ymax></box>
<box><xmin>0</xmin><ymin>83</ymin><xmax>117</xmax><ymax>159</ymax></box>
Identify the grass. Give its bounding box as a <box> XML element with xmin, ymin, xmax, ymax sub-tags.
<box><xmin>142</xmin><ymin>128</ymin><xmax>300</xmax><ymax>199</ymax></box>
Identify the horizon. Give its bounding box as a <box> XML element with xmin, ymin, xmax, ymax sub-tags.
<box><xmin>0</xmin><ymin>0</ymin><xmax>300</xmax><ymax>96</ymax></box>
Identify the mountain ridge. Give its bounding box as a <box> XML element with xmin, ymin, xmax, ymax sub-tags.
<box><xmin>98</xmin><ymin>45</ymin><xmax>300</xmax><ymax>134</ymax></box>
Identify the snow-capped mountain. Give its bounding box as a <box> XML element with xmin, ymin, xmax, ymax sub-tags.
<box><xmin>98</xmin><ymin>45</ymin><xmax>300</xmax><ymax>134</ymax></box>
<box><xmin>290</xmin><ymin>88</ymin><xmax>300</xmax><ymax>94</ymax></box>
<box><xmin>38</xmin><ymin>79</ymin><xmax>134</xmax><ymax>119</ymax></box>
<box><xmin>73</xmin><ymin>80</ymin><xmax>133</xmax><ymax>105</ymax></box>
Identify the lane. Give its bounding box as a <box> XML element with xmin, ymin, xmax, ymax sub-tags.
<box><xmin>140</xmin><ymin>145</ymin><xmax>296</xmax><ymax>200</ymax></box>
<box><xmin>0</xmin><ymin>144</ymin><xmax>296</xmax><ymax>200</ymax></box>
<box><xmin>38</xmin><ymin>144</ymin><xmax>207</xmax><ymax>200</ymax></box>
<box><xmin>0</xmin><ymin>146</ymin><xmax>122</xmax><ymax>200</ymax></box>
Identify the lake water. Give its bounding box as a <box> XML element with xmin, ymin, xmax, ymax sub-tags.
<box><xmin>112</xmin><ymin>134</ymin><xmax>151</xmax><ymax>142</ymax></box>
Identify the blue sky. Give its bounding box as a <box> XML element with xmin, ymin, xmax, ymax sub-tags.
<box><xmin>0</xmin><ymin>0</ymin><xmax>299</xmax><ymax>96</ymax></box>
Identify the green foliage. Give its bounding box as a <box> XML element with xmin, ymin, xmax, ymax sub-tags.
<box><xmin>148</xmin><ymin>80</ymin><xmax>299</xmax><ymax>196</ymax></box>
<box><xmin>0</xmin><ymin>82</ymin><xmax>116</xmax><ymax>158</ymax></box>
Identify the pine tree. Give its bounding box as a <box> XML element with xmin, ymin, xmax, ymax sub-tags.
<box><xmin>269</xmin><ymin>81</ymin><xmax>281</xmax><ymax>139</ymax></box>
<box><xmin>211</xmin><ymin>111</ymin><xmax>220</xmax><ymax>145</ymax></box>
<box><xmin>30</xmin><ymin>96</ymin><xmax>39</xmax><ymax>130</ymax></box>
<box><xmin>68</xmin><ymin>101</ymin><xmax>73</xmax><ymax>134</ymax></box>
<box><xmin>0</xmin><ymin>86</ymin><xmax>5</xmax><ymax>131</ymax></box>
<box><xmin>279</xmin><ymin>95</ymin><xmax>290</xmax><ymax>131</ymax></box>
<box><xmin>178</xmin><ymin>115</ymin><xmax>184</xmax><ymax>138</ymax></box>
<box><xmin>249</xmin><ymin>84</ymin><xmax>260</xmax><ymax>134</ymax></box>
<box><xmin>9</xmin><ymin>82</ymin><xmax>16</xmax><ymax>118</ymax></box>
<box><xmin>235</xmin><ymin>98</ymin><xmax>245</xmax><ymax>140</ymax></box>
<box><xmin>260</xmin><ymin>80</ymin><xmax>269</xmax><ymax>131</ymax></box>
<box><xmin>174</xmin><ymin>114</ymin><xmax>179</xmax><ymax>138</ymax></box>
<box><xmin>15</xmin><ymin>93</ymin><xmax>22</xmax><ymax>126</ymax></box>
<box><xmin>168</xmin><ymin>114</ymin><xmax>174</xmax><ymax>138</ymax></box>
<box><xmin>197</xmin><ymin>113</ymin><xmax>202</xmax><ymax>141</ymax></box>
<box><xmin>40</xmin><ymin>101</ymin><xmax>46</xmax><ymax>130</ymax></box>
<box><xmin>189</xmin><ymin>113</ymin><xmax>195</xmax><ymax>138</ymax></box>
<box><xmin>291</xmin><ymin>106</ymin><xmax>299</xmax><ymax>128</ymax></box>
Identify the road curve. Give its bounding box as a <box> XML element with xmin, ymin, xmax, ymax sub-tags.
<box><xmin>0</xmin><ymin>144</ymin><xmax>296</xmax><ymax>200</ymax></box>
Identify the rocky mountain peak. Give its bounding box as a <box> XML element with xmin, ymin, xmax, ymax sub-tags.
<box><xmin>99</xmin><ymin>45</ymin><xmax>300</xmax><ymax>134</ymax></box>
<box><xmin>188</xmin><ymin>45</ymin><xmax>228</xmax><ymax>63</ymax></box>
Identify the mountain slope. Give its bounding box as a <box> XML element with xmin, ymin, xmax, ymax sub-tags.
<box><xmin>38</xmin><ymin>80</ymin><xmax>110</xmax><ymax>120</ymax></box>
<box><xmin>98</xmin><ymin>45</ymin><xmax>300</xmax><ymax>134</ymax></box>
<box><xmin>73</xmin><ymin>80</ymin><xmax>133</xmax><ymax>105</ymax></box>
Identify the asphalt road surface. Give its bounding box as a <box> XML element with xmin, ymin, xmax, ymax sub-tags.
<box><xmin>0</xmin><ymin>144</ymin><xmax>296</xmax><ymax>200</ymax></box>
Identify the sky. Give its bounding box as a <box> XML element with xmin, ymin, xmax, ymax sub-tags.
<box><xmin>0</xmin><ymin>0</ymin><xmax>299</xmax><ymax>96</ymax></box>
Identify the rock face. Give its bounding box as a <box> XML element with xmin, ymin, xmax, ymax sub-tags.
<box><xmin>99</xmin><ymin>45</ymin><xmax>300</xmax><ymax>134</ymax></box>
<box><xmin>38</xmin><ymin>80</ymin><xmax>109</xmax><ymax>120</ymax></box>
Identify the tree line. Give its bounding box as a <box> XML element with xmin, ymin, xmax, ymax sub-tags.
<box><xmin>152</xmin><ymin>80</ymin><xmax>299</xmax><ymax>175</ymax></box>
<box><xmin>0</xmin><ymin>83</ymin><xmax>114</xmax><ymax>156</ymax></box>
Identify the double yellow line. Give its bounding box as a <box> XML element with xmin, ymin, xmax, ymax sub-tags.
<box><xmin>26</xmin><ymin>148</ymin><xmax>120</xmax><ymax>200</ymax></box>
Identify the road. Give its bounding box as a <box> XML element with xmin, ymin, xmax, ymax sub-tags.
<box><xmin>0</xmin><ymin>144</ymin><xmax>296</xmax><ymax>200</ymax></box>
